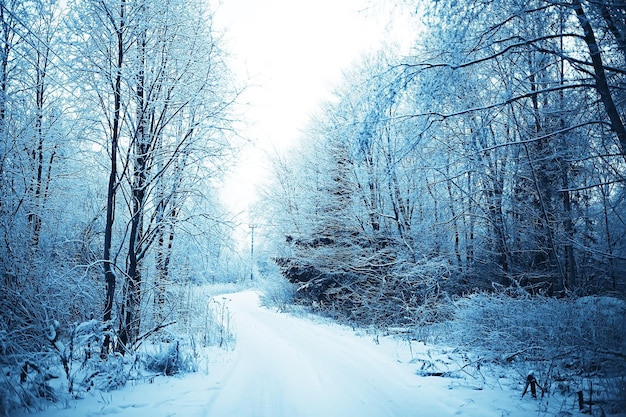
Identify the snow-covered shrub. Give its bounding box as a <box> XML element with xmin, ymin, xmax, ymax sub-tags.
<box><xmin>0</xmin><ymin>243</ymin><xmax>101</xmax><ymax>413</ymax></box>
<box><xmin>56</xmin><ymin>320</ymin><xmax>121</xmax><ymax>397</ymax></box>
<box><xmin>0</xmin><ymin>314</ymin><xmax>103</xmax><ymax>412</ymax></box>
<box><xmin>276</xmin><ymin>252</ymin><xmax>455</xmax><ymax>328</ymax></box>
<box><xmin>25</xmin><ymin>317</ymin><xmax>129</xmax><ymax>399</ymax></box>
<box><xmin>168</xmin><ymin>285</ymin><xmax>235</xmax><ymax>350</ymax></box>
<box><xmin>142</xmin><ymin>341</ymin><xmax>196</xmax><ymax>376</ymax></box>
<box><xmin>260</xmin><ymin>275</ymin><xmax>296</xmax><ymax>312</ymax></box>
<box><xmin>439</xmin><ymin>292</ymin><xmax>626</xmax><ymax>410</ymax></box>
<box><xmin>0</xmin><ymin>360</ymin><xmax>59</xmax><ymax>416</ymax></box>
<box><xmin>83</xmin><ymin>353</ymin><xmax>128</xmax><ymax>393</ymax></box>
<box><xmin>447</xmin><ymin>293</ymin><xmax>626</xmax><ymax>367</ymax></box>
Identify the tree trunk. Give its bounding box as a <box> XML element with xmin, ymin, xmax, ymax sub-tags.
<box><xmin>119</xmin><ymin>13</ymin><xmax>148</xmax><ymax>352</ymax></box>
<box><xmin>29</xmin><ymin>43</ymin><xmax>50</xmax><ymax>249</ymax></box>
<box><xmin>154</xmin><ymin>207</ymin><xmax>175</xmax><ymax>325</ymax></box>
<box><xmin>573</xmin><ymin>0</ymin><xmax>626</xmax><ymax>156</ymax></box>
<box><xmin>102</xmin><ymin>0</ymin><xmax>126</xmax><ymax>355</ymax></box>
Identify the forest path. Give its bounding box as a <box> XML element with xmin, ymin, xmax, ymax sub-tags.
<box><xmin>22</xmin><ymin>290</ymin><xmax>543</xmax><ymax>417</ymax></box>
<box><xmin>201</xmin><ymin>290</ymin><xmax>452</xmax><ymax>417</ymax></box>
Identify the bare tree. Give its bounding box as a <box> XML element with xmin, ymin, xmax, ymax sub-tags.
<box><xmin>266</xmin><ymin>0</ymin><xmax>626</xmax><ymax>327</ymax></box>
<box><xmin>68</xmin><ymin>0</ymin><xmax>236</xmax><ymax>352</ymax></box>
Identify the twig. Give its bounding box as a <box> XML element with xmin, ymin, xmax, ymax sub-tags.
<box><xmin>505</xmin><ymin>346</ymin><xmax>545</xmax><ymax>362</ymax></box>
<box><xmin>134</xmin><ymin>321</ymin><xmax>176</xmax><ymax>349</ymax></box>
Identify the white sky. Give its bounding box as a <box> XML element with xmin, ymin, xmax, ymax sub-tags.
<box><xmin>214</xmin><ymin>0</ymin><xmax>412</xmax><ymax>221</ymax></box>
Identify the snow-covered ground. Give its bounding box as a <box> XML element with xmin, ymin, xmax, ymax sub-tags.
<box><xmin>20</xmin><ymin>291</ymin><xmax>574</xmax><ymax>416</ymax></box>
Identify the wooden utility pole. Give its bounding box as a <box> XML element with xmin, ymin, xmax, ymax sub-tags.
<box><xmin>249</xmin><ymin>224</ymin><xmax>257</xmax><ymax>280</ymax></box>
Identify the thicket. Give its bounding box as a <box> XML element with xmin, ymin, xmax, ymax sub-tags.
<box><xmin>0</xmin><ymin>283</ymin><xmax>235</xmax><ymax>416</ymax></box>
<box><xmin>275</xmin><ymin>250</ymin><xmax>455</xmax><ymax>327</ymax></box>
<box><xmin>440</xmin><ymin>292</ymin><xmax>626</xmax><ymax>415</ymax></box>
<box><xmin>268</xmin><ymin>263</ymin><xmax>626</xmax><ymax>414</ymax></box>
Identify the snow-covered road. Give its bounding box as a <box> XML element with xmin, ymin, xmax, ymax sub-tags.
<box><xmin>24</xmin><ymin>290</ymin><xmax>548</xmax><ymax>417</ymax></box>
<box><xmin>203</xmin><ymin>291</ymin><xmax>450</xmax><ymax>417</ymax></box>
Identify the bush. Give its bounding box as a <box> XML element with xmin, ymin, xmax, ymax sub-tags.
<box><xmin>260</xmin><ymin>276</ymin><xmax>296</xmax><ymax>312</ymax></box>
<box><xmin>276</xmin><ymin>254</ymin><xmax>455</xmax><ymax>327</ymax></box>
<box><xmin>143</xmin><ymin>341</ymin><xmax>196</xmax><ymax>376</ymax></box>
<box><xmin>434</xmin><ymin>292</ymin><xmax>626</xmax><ymax>412</ymax></box>
<box><xmin>0</xmin><ymin>361</ymin><xmax>58</xmax><ymax>416</ymax></box>
<box><xmin>445</xmin><ymin>293</ymin><xmax>626</xmax><ymax>367</ymax></box>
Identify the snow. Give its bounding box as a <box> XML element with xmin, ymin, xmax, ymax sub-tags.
<box><xmin>20</xmin><ymin>290</ymin><xmax>567</xmax><ymax>417</ymax></box>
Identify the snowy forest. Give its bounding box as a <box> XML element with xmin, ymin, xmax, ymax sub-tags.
<box><xmin>1</xmin><ymin>0</ymin><xmax>626</xmax><ymax>416</ymax></box>
<box><xmin>1</xmin><ymin>0</ymin><xmax>240</xmax><ymax>412</ymax></box>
